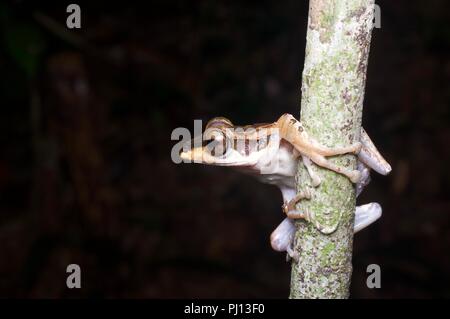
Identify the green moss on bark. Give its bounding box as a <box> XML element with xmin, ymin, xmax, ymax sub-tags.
<box><xmin>289</xmin><ymin>0</ymin><xmax>375</xmax><ymax>299</ymax></box>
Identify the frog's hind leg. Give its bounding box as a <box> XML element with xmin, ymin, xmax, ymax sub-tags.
<box><xmin>359</xmin><ymin>128</ymin><xmax>392</xmax><ymax>175</ymax></box>
<box><xmin>356</xmin><ymin>161</ymin><xmax>371</xmax><ymax>197</ymax></box>
<box><xmin>270</xmin><ymin>218</ymin><xmax>299</xmax><ymax>262</ymax></box>
<box><xmin>354</xmin><ymin>202</ymin><xmax>382</xmax><ymax>233</ymax></box>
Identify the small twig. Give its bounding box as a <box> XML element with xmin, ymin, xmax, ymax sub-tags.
<box><xmin>290</xmin><ymin>0</ymin><xmax>375</xmax><ymax>299</ymax></box>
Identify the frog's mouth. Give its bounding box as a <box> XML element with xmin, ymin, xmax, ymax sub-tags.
<box><xmin>179</xmin><ymin>146</ymin><xmax>259</xmax><ymax>166</ymax></box>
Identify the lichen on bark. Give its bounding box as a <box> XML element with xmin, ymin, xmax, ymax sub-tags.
<box><xmin>289</xmin><ymin>0</ymin><xmax>375</xmax><ymax>299</ymax></box>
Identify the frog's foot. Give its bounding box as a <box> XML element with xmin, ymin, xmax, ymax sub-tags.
<box><xmin>282</xmin><ymin>189</ymin><xmax>312</xmax><ymax>219</ymax></box>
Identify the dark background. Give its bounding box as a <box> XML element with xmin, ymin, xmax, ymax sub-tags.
<box><xmin>0</xmin><ymin>0</ymin><xmax>449</xmax><ymax>298</ymax></box>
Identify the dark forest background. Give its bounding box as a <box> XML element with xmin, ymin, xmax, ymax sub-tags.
<box><xmin>0</xmin><ymin>0</ymin><xmax>449</xmax><ymax>298</ymax></box>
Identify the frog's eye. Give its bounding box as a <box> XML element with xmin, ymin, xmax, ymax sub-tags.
<box><xmin>203</xmin><ymin>129</ymin><xmax>231</xmax><ymax>157</ymax></box>
<box><xmin>206</xmin><ymin>117</ymin><xmax>234</xmax><ymax>130</ymax></box>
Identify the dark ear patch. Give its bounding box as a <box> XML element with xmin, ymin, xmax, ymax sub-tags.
<box><xmin>206</xmin><ymin>117</ymin><xmax>234</xmax><ymax>129</ymax></box>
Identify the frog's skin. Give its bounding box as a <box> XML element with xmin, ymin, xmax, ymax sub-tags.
<box><xmin>180</xmin><ymin>114</ymin><xmax>391</xmax><ymax>260</ymax></box>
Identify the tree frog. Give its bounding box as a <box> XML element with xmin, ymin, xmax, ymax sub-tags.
<box><xmin>180</xmin><ymin>114</ymin><xmax>391</xmax><ymax>260</ymax></box>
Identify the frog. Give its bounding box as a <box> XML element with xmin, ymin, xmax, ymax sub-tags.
<box><xmin>180</xmin><ymin>114</ymin><xmax>391</xmax><ymax>260</ymax></box>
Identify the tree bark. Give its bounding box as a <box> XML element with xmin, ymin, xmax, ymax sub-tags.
<box><xmin>290</xmin><ymin>0</ymin><xmax>375</xmax><ymax>299</ymax></box>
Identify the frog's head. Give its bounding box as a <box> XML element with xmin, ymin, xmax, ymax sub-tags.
<box><xmin>180</xmin><ymin>117</ymin><xmax>278</xmax><ymax>167</ymax></box>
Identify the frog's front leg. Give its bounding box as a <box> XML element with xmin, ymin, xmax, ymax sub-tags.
<box><xmin>281</xmin><ymin>188</ymin><xmax>312</xmax><ymax>219</ymax></box>
<box><xmin>277</xmin><ymin>113</ymin><xmax>361</xmax><ymax>183</ymax></box>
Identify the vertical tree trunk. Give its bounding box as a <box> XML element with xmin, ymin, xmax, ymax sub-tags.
<box><xmin>290</xmin><ymin>0</ymin><xmax>375</xmax><ymax>299</ymax></box>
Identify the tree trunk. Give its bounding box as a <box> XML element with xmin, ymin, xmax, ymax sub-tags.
<box><xmin>290</xmin><ymin>0</ymin><xmax>375</xmax><ymax>299</ymax></box>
